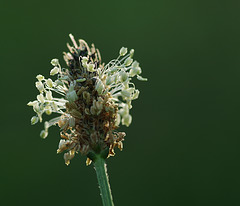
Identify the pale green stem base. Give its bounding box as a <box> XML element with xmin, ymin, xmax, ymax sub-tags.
<box><xmin>94</xmin><ymin>156</ymin><xmax>114</xmax><ymax>206</ymax></box>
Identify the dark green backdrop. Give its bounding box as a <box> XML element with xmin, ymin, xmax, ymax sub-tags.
<box><xmin>1</xmin><ymin>0</ymin><xmax>240</xmax><ymax>205</ymax></box>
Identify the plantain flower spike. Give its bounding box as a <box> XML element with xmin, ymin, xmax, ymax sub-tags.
<box><xmin>27</xmin><ymin>34</ymin><xmax>147</xmax><ymax>166</ymax></box>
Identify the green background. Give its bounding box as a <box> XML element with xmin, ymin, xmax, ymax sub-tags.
<box><xmin>1</xmin><ymin>0</ymin><xmax>240</xmax><ymax>205</ymax></box>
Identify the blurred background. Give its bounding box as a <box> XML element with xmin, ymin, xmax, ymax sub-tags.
<box><xmin>1</xmin><ymin>0</ymin><xmax>240</xmax><ymax>205</ymax></box>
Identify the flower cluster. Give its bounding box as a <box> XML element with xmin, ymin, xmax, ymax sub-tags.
<box><xmin>28</xmin><ymin>34</ymin><xmax>147</xmax><ymax>165</ymax></box>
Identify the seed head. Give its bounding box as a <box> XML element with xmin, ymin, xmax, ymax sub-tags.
<box><xmin>27</xmin><ymin>34</ymin><xmax>147</xmax><ymax>165</ymax></box>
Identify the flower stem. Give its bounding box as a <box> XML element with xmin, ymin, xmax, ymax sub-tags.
<box><xmin>94</xmin><ymin>156</ymin><xmax>114</xmax><ymax>206</ymax></box>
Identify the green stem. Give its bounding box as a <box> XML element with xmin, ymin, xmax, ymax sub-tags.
<box><xmin>94</xmin><ymin>156</ymin><xmax>114</xmax><ymax>206</ymax></box>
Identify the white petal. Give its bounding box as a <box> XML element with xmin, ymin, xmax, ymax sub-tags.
<box><xmin>50</xmin><ymin>67</ymin><xmax>59</xmax><ymax>76</ymax></box>
<box><xmin>31</xmin><ymin>116</ymin><xmax>39</xmax><ymax>125</ymax></box>
<box><xmin>119</xmin><ymin>47</ymin><xmax>128</xmax><ymax>56</ymax></box>
<box><xmin>40</xmin><ymin>130</ymin><xmax>48</xmax><ymax>139</ymax></box>
<box><xmin>46</xmin><ymin>91</ymin><xmax>53</xmax><ymax>100</ymax></box>
<box><xmin>35</xmin><ymin>81</ymin><xmax>44</xmax><ymax>92</ymax></box>
<box><xmin>37</xmin><ymin>94</ymin><xmax>45</xmax><ymax>103</ymax></box>
<box><xmin>95</xmin><ymin>80</ymin><xmax>105</xmax><ymax>94</ymax></box>
<box><xmin>46</xmin><ymin>78</ymin><xmax>53</xmax><ymax>88</ymax></box>
<box><xmin>122</xmin><ymin>114</ymin><xmax>132</xmax><ymax>127</ymax></box>
<box><xmin>87</xmin><ymin>63</ymin><xmax>95</xmax><ymax>72</ymax></box>
<box><xmin>124</xmin><ymin>57</ymin><xmax>133</xmax><ymax>66</ymax></box>
<box><xmin>51</xmin><ymin>59</ymin><xmax>59</xmax><ymax>66</ymax></box>
<box><xmin>137</xmin><ymin>75</ymin><xmax>148</xmax><ymax>81</ymax></box>
<box><xmin>36</xmin><ymin>74</ymin><xmax>44</xmax><ymax>81</ymax></box>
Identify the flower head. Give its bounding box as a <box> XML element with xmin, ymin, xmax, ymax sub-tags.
<box><xmin>28</xmin><ymin>34</ymin><xmax>147</xmax><ymax>165</ymax></box>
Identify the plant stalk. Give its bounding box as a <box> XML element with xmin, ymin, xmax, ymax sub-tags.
<box><xmin>94</xmin><ymin>156</ymin><xmax>114</xmax><ymax>206</ymax></box>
